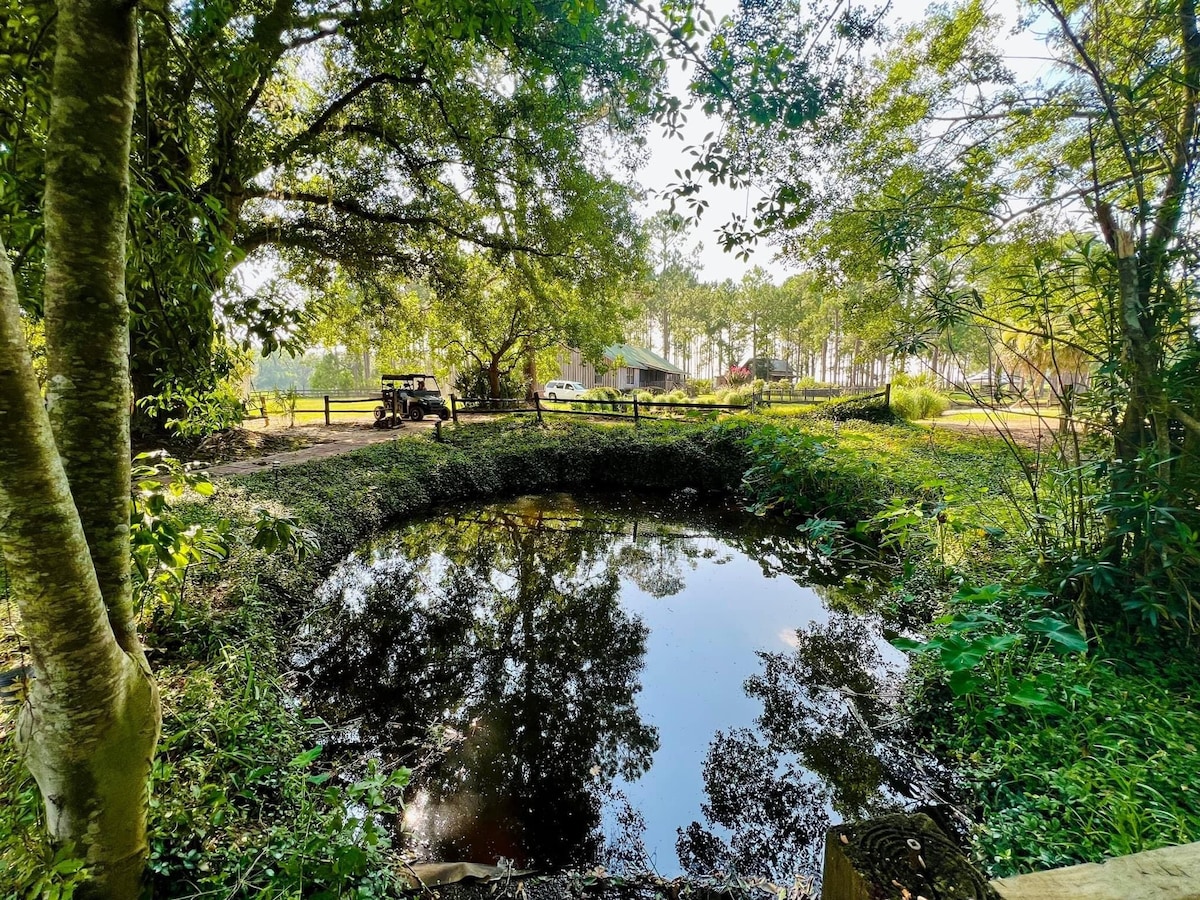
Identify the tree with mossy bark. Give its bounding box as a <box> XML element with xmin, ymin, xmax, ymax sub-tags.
<box><xmin>0</xmin><ymin>1</ymin><xmax>159</xmax><ymax>897</ymax></box>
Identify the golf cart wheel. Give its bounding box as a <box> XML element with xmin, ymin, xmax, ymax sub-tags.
<box><xmin>373</xmin><ymin>406</ymin><xmax>387</xmax><ymax>421</ymax></box>
<box><xmin>408</xmin><ymin>407</ymin><xmax>425</xmax><ymax>422</ymax></box>
<box><xmin>438</xmin><ymin>408</ymin><xmax>450</xmax><ymax>421</ymax></box>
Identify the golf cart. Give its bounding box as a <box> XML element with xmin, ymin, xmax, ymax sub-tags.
<box><xmin>375</xmin><ymin>373</ymin><xmax>451</xmax><ymax>426</ymax></box>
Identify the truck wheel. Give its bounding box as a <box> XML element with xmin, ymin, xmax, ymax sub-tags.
<box><xmin>548</xmin><ymin>392</ymin><xmax>557</xmax><ymax>399</ymax></box>
<box><xmin>438</xmin><ymin>408</ymin><xmax>450</xmax><ymax>421</ymax></box>
<box><xmin>409</xmin><ymin>407</ymin><xmax>425</xmax><ymax>422</ymax></box>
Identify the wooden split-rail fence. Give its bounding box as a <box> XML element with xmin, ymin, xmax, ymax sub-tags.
<box><xmin>242</xmin><ymin>385</ymin><xmax>893</xmax><ymax>427</ymax></box>
<box><xmin>448</xmin><ymin>385</ymin><xmax>892</xmax><ymax>424</ymax></box>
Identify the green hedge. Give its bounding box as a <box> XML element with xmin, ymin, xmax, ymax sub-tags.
<box><xmin>807</xmin><ymin>391</ymin><xmax>899</xmax><ymax>424</ymax></box>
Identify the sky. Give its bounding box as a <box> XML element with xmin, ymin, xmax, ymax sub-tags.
<box><xmin>637</xmin><ymin>0</ymin><xmax>1055</xmax><ymax>285</ymax></box>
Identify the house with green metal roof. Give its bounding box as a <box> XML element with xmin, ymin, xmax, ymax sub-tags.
<box><xmin>742</xmin><ymin>356</ymin><xmax>796</xmax><ymax>382</ymax></box>
<box><xmin>551</xmin><ymin>343</ymin><xmax>686</xmax><ymax>393</ymax></box>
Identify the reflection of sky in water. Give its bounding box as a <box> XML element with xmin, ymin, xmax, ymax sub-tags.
<box><xmin>297</xmin><ymin>493</ymin><xmax>904</xmax><ymax>880</ymax></box>
<box><xmin>610</xmin><ymin>548</ymin><xmax>830</xmax><ymax>873</ymax></box>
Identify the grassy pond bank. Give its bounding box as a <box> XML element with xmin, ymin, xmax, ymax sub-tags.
<box><xmin>3</xmin><ymin>417</ymin><xmax>1199</xmax><ymax>897</ymax></box>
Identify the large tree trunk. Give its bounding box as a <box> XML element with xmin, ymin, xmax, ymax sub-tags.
<box><xmin>0</xmin><ymin>2</ymin><xmax>160</xmax><ymax>897</ymax></box>
<box><xmin>488</xmin><ymin>359</ymin><xmax>502</xmax><ymax>398</ymax></box>
<box><xmin>525</xmin><ymin>350</ymin><xmax>538</xmax><ymax>400</ymax></box>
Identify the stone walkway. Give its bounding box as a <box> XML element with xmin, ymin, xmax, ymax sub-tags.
<box><xmin>204</xmin><ymin>421</ymin><xmax>439</xmax><ymax>477</ymax></box>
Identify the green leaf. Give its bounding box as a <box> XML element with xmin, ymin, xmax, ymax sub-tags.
<box><xmin>1006</xmin><ymin>683</ymin><xmax>1067</xmax><ymax>715</ymax></box>
<box><xmin>948</xmin><ymin>668</ymin><xmax>982</xmax><ymax>696</ymax></box>
<box><xmin>1026</xmin><ymin>617</ymin><xmax>1088</xmax><ymax>653</ymax></box>
<box><xmin>288</xmin><ymin>745</ymin><xmax>323</xmax><ymax>768</ymax></box>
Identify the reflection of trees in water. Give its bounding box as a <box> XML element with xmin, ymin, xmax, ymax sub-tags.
<box><xmin>296</xmin><ymin>492</ymin><xmax>909</xmax><ymax>878</ymax></box>
<box><xmin>678</xmin><ymin>611</ymin><xmax>915</xmax><ymax>882</ymax></box>
<box><xmin>677</xmin><ymin>728</ymin><xmax>830</xmax><ymax>878</ymax></box>
<box><xmin>296</xmin><ymin>497</ymin><xmax>659</xmax><ymax>869</ymax></box>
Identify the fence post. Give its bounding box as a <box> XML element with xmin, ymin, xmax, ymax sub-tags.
<box><xmin>323</xmin><ymin>395</ymin><xmax>330</xmax><ymax>427</ymax></box>
<box><xmin>633</xmin><ymin>394</ymin><xmax>639</xmax><ymax>424</ymax></box>
<box><xmin>822</xmin><ymin>814</ymin><xmax>997</xmax><ymax>900</ymax></box>
<box><xmin>450</xmin><ymin>394</ymin><xmax>459</xmax><ymax>424</ymax></box>
<box><xmin>534</xmin><ymin>393</ymin><xmax>543</xmax><ymax>425</ymax></box>
<box><xmin>391</xmin><ymin>390</ymin><xmax>398</xmax><ymax>428</ymax></box>
<box><xmin>884</xmin><ymin>382</ymin><xmax>892</xmax><ymax>407</ymax></box>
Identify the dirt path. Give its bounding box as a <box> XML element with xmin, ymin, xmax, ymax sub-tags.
<box><xmin>204</xmin><ymin>421</ymin><xmax>440</xmax><ymax>477</ymax></box>
<box><xmin>930</xmin><ymin>408</ymin><xmax>1066</xmax><ymax>449</ymax></box>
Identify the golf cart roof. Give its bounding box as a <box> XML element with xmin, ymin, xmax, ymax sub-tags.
<box><xmin>381</xmin><ymin>373</ymin><xmax>437</xmax><ymax>381</ymax></box>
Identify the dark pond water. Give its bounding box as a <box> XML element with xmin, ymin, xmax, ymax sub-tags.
<box><xmin>293</xmin><ymin>492</ymin><xmax>931</xmax><ymax>880</ymax></box>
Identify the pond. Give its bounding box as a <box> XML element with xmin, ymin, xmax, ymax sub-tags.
<box><xmin>293</xmin><ymin>491</ymin><xmax>931</xmax><ymax>881</ymax></box>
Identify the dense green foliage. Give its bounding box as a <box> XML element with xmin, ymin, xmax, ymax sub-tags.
<box><xmin>2</xmin><ymin>0</ymin><xmax>675</xmax><ymax>430</ymax></box>
<box><xmin>700</xmin><ymin>0</ymin><xmax>1200</xmax><ymax>635</ymax></box>
<box><xmin>739</xmin><ymin>417</ymin><xmax>1200</xmax><ymax>875</ymax></box>
<box><xmin>5</xmin><ymin>0</ymin><xmax>1200</xmax><ymax>883</ymax></box>
<box><xmin>937</xmin><ymin>642</ymin><xmax>1200</xmax><ymax>875</ymax></box>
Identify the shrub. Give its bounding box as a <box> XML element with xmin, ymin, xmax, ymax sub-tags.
<box><xmin>714</xmin><ymin>388</ymin><xmax>751</xmax><ymax>407</ymax></box>
<box><xmin>690</xmin><ymin>379</ymin><xmax>712</xmax><ymax>395</ymax></box>
<box><xmin>454</xmin><ymin>367</ymin><xmax>525</xmax><ymax>399</ymax></box>
<box><xmin>582</xmin><ymin>386</ymin><xmax>623</xmax><ymax>410</ymax></box>
<box><xmin>810</xmin><ymin>392</ymin><xmax>899</xmax><ymax>423</ymax></box>
<box><xmin>891</xmin><ymin>371</ymin><xmax>939</xmax><ymax>389</ymax></box>
<box><xmin>727</xmin><ymin>365</ymin><xmax>751</xmax><ymax>386</ymax></box>
<box><xmin>891</xmin><ymin>386</ymin><xmax>951</xmax><ymax>420</ymax></box>
<box><xmin>794</xmin><ymin>376</ymin><xmax>835</xmax><ymax>390</ymax></box>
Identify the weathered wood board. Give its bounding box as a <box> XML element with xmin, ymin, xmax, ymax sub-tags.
<box><xmin>992</xmin><ymin>841</ymin><xmax>1200</xmax><ymax>900</ymax></box>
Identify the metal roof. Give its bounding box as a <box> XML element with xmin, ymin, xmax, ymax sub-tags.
<box><xmin>603</xmin><ymin>343</ymin><xmax>685</xmax><ymax>376</ymax></box>
<box><xmin>742</xmin><ymin>357</ymin><xmax>795</xmax><ymax>374</ymax></box>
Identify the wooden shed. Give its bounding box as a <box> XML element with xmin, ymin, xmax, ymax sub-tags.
<box><xmin>551</xmin><ymin>343</ymin><xmax>686</xmax><ymax>393</ymax></box>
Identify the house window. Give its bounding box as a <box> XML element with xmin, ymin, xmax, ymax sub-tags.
<box><xmin>626</xmin><ymin>370</ymin><xmax>635</xmax><ymax>386</ymax></box>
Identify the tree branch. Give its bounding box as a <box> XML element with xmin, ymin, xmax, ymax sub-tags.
<box><xmin>1148</xmin><ymin>0</ymin><xmax>1200</xmax><ymax>256</ymax></box>
<box><xmin>270</xmin><ymin>71</ymin><xmax>430</xmax><ymax>166</ymax></box>
<box><xmin>1040</xmin><ymin>0</ymin><xmax>1149</xmax><ymax>239</ymax></box>
<box><xmin>1171</xmin><ymin>401</ymin><xmax>1200</xmax><ymax>439</ymax></box>
<box><xmin>243</xmin><ymin>189</ymin><xmax>574</xmax><ymax>258</ymax></box>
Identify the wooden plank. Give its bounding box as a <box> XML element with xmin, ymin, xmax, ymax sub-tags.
<box><xmin>992</xmin><ymin>842</ymin><xmax>1200</xmax><ymax>900</ymax></box>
